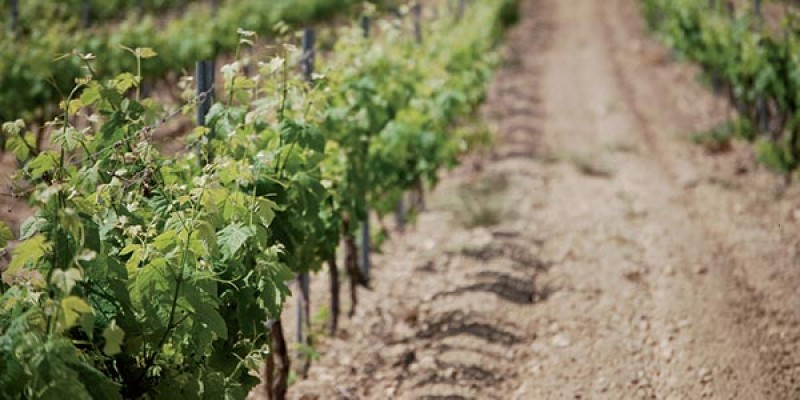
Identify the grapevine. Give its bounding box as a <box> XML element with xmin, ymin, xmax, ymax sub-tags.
<box><xmin>641</xmin><ymin>0</ymin><xmax>800</xmax><ymax>175</ymax></box>
<box><xmin>0</xmin><ymin>0</ymin><xmax>515</xmax><ymax>398</ymax></box>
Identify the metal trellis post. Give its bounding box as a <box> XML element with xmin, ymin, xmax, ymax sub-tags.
<box><xmin>9</xmin><ymin>0</ymin><xmax>19</xmax><ymax>34</ymax></box>
<box><xmin>413</xmin><ymin>2</ymin><xmax>423</xmax><ymax>44</ymax></box>
<box><xmin>296</xmin><ymin>28</ymin><xmax>316</xmax><ymax>368</ymax></box>
<box><xmin>457</xmin><ymin>0</ymin><xmax>466</xmax><ymax>21</ymax></box>
<box><xmin>195</xmin><ymin>60</ymin><xmax>214</xmax><ymax>127</ymax></box>
<box><xmin>360</xmin><ymin>18</ymin><xmax>373</xmax><ymax>281</ymax></box>
<box><xmin>82</xmin><ymin>0</ymin><xmax>90</xmax><ymax>28</ymax></box>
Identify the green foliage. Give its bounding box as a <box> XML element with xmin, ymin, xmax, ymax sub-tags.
<box><xmin>4</xmin><ymin>0</ymin><xmax>203</xmax><ymax>34</ymax></box>
<box><xmin>642</xmin><ymin>0</ymin><xmax>800</xmax><ymax>174</ymax></box>
<box><xmin>0</xmin><ymin>0</ymin><xmax>367</xmax><ymax>124</ymax></box>
<box><xmin>0</xmin><ymin>1</ymin><xmax>512</xmax><ymax>398</ymax></box>
<box><xmin>498</xmin><ymin>0</ymin><xmax>522</xmax><ymax>29</ymax></box>
<box><xmin>690</xmin><ymin>118</ymin><xmax>755</xmax><ymax>153</ymax></box>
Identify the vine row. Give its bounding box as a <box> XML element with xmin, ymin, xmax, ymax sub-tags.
<box><xmin>0</xmin><ymin>0</ymin><xmax>518</xmax><ymax>398</ymax></box>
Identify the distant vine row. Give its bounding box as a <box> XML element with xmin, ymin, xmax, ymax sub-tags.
<box><xmin>643</xmin><ymin>0</ymin><xmax>800</xmax><ymax>175</ymax></box>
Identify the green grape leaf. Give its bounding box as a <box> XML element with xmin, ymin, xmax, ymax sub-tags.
<box><xmin>102</xmin><ymin>321</ymin><xmax>125</xmax><ymax>356</ymax></box>
<box><xmin>52</xmin><ymin>127</ymin><xmax>83</xmax><ymax>152</ymax></box>
<box><xmin>114</xmin><ymin>73</ymin><xmax>141</xmax><ymax>93</ymax></box>
<box><xmin>184</xmin><ymin>284</ymin><xmax>228</xmax><ymax>341</ymax></box>
<box><xmin>60</xmin><ymin>296</ymin><xmax>94</xmax><ymax>332</ymax></box>
<box><xmin>79</xmin><ymin>83</ymin><xmax>103</xmax><ymax>107</ymax></box>
<box><xmin>26</xmin><ymin>151</ymin><xmax>58</xmax><ymax>179</ymax></box>
<box><xmin>50</xmin><ymin>268</ymin><xmax>83</xmax><ymax>295</ymax></box>
<box><xmin>19</xmin><ymin>215</ymin><xmax>46</xmax><ymax>240</ymax></box>
<box><xmin>279</xmin><ymin>119</ymin><xmax>325</xmax><ymax>152</ymax></box>
<box><xmin>218</xmin><ymin>223</ymin><xmax>255</xmax><ymax>260</ymax></box>
<box><xmin>190</xmin><ymin>221</ymin><xmax>217</xmax><ymax>258</ymax></box>
<box><xmin>135</xmin><ymin>47</ymin><xmax>158</xmax><ymax>59</ymax></box>
<box><xmin>255</xmin><ymin>198</ymin><xmax>278</xmax><ymax>227</ymax></box>
<box><xmin>6</xmin><ymin>134</ymin><xmax>32</xmax><ymax>160</ymax></box>
<box><xmin>8</xmin><ymin>234</ymin><xmax>49</xmax><ymax>274</ymax></box>
<box><xmin>152</xmin><ymin>230</ymin><xmax>178</xmax><ymax>253</ymax></box>
<box><xmin>0</xmin><ymin>221</ymin><xmax>12</xmax><ymax>248</ymax></box>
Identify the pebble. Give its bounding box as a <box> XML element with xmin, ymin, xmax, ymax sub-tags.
<box><xmin>661</xmin><ymin>346</ymin><xmax>674</xmax><ymax>362</ymax></box>
<box><xmin>698</xmin><ymin>367</ymin><xmax>712</xmax><ymax>383</ymax></box>
<box><xmin>531</xmin><ymin>342</ymin><xmax>548</xmax><ymax>354</ymax></box>
<box><xmin>695</xmin><ymin>265</ymin><xmax>708</xmax><ymax>275</ymax></box>
<box><xmin>527</xmin><ymin>362</ymin><xmax>543</xmax><ymax>375</ymax></box>
<box><xmin>596</xmin><ymin>377</ymin><xmax>609</xmax><ymax>392</ymax></box>
<box><xmin>552</xmin><ymin>333</ymin><xmax>571</xmax><ymax>348</ymax></box>
<box><xmin>513</xmin><ymin>383</ymin><xmax>531</xmax><ymax>399</ymax></box>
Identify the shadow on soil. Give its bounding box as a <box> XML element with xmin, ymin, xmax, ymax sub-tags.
<box><xmin>415</xmin><ymin>360</ymin><xmax>503</xmax><ymax>387</ymax></box>
<box><xmin>392</xmin><ymin>310</ymin><xmax>521</xmax><ymax>347</ymax></box>
<box><xmin>432</xmin><ymin>271</ymin><xmax>549</xmax><ymax>305</ymax></box>
<box><xmin>459</xmin><ymin>240</ymin><xmax>550</xmax><ymax>271</ymax></box>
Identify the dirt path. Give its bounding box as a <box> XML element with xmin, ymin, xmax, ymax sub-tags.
<box><xmin>287</xmin><ymin>0</ymin><xmax>800</xmax><ymax>398</ymax></box>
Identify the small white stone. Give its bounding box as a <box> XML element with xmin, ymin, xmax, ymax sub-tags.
<box><xmin>661</xmin><ymin>346</ymin><xmax>674</xmax><ymax>362</ymax></box>
<box><xmin>552</xmin><ymin>333</ymin><xmax>571</xmax><ymax>348</ymax></box>
<box><xmin>698</xmin><ymin>367</ymin><xmax>712</xmax><ymax>383</ymax></box>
